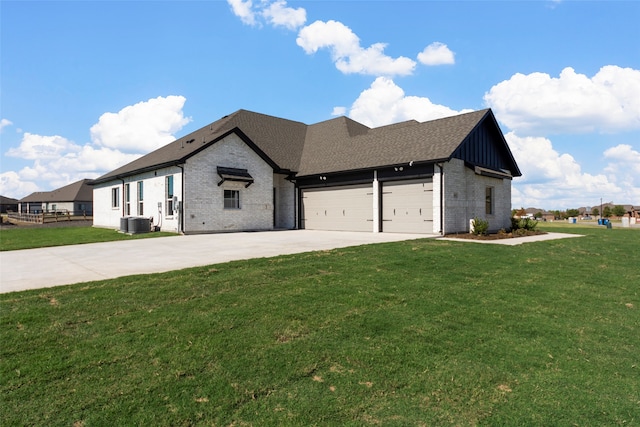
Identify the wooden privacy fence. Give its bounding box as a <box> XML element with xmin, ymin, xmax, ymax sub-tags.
<box><xmin>6</xmin><ymin>210</ymin><xmax>90</xmax><ymax>224</ymax></box>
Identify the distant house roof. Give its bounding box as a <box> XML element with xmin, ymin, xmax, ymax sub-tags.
<box><xmin>0</xmin><ymin>195</ymin><xmax>19</xmax><ymax>205</ymax></box>
<box><xmin>92</xmin><ymin>108</ymin><xmax>521</xmax><ymax>184</ymax></box>
<box><xmin>20</xmin><ymin>179</ymin><xmax>93</xmax><ymax>203</ymax></box>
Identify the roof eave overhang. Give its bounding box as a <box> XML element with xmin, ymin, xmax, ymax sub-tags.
<box><xmin>293</xmin><ymin>158</ymin><xmax>448</xmax><ymax>181</ymax></box>
<box><xmin>91</xmin><ymin>126</ymin><xmax>285</xmax><ymax>185</ymax></box>
<box><xmin>90</xmin><ymin>160</ymin><xmax>186</xmax><ymax>185</ymax></box>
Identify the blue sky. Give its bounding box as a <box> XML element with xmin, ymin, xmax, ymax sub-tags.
<box><xmin>1</xmin><ymin>0</ymin><xmax>639</xmax><ymax>211</ymax></box>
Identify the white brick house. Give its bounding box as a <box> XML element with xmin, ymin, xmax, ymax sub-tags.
<box><xmin>92</xmin><ymin>109</ymin><xmax>520</xmax><ymax>234</ymax></box>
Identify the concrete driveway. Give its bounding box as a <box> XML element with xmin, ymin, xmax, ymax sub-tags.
<box><xmin>0</xmin><ymin>230</ymin><xmax>430</xmax><ymax>294</ymax></box>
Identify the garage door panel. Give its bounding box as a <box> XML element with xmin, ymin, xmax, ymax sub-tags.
<box><xmin>302</xmin><ymin>185</ymin><xmax>372</xmax><ymax>232</ymax></box>
<box><xmin>382</xmin><ymin>179</ymin><xmax>433</xmax><ymax>234</ymax></box>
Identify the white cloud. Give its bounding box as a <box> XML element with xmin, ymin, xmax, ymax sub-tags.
<box><xmin>227</xmin><ymin>0</ymin><xmax>257</xmax><ymax>26</ymax></box>
<box><xmin>485</xmin><ymin>66</ymin><xmax>640</xmax><ymax>135</ymax></box>
<box><xmin>0</xmin><ymin>171</ymin><xmax>40</xmax><ymax>199</ymax></box>
<box><xmin>48</xmin><ymin>145</ymin><xmax>141</xmax><ymax>176</ymax></box>
<box><xmin>1</xmin><ymin>96</ymin><xmax>189</xmax><ymax>199</ymax></box>
<box><xmin>348</xmin><ymin>77</ymin><xmax>472</xmax><ymax>127</ymax></box>
<box><xmin>228</xmin><ymin>1</ymin><xmax>456</xmax><ymax>77</ymax></box>
<box><xmin>603</xmin><ymin>144</ymin><xmax>640</xmax><ymax>174</ymax></box>
<box><xmin>296</xmin><ymin>20</ymin><xmax>416</xmax><ymax>77</ymax></box>
<box><xmin>0</xmin><ymin>118</ymin><xmax>13</xmax><ymax>132</ymax></box>
<box><xmin>417</xmin><ymin>42</ymin><xmax>455</xmax><ymax>66</ymax></box>
<box><xmin>603</xmin><ymin>144</ymin><xmax>640</xmax><ymax>203</ymax></box>
<box><xmin>331</xmin><ymin>106</ymin><xmax>346</xmax><ymax>116</ymax></box>
<box><xmin>90</xmin><ymin>95</ymin><xmax>191</xmax><ymax>152</ymax></box>
<box><xmin>262</xmin><ymin>0</ymin><xmax>306</xmax><ymax>30</ymax></box>
<box><xmin>227</xmin><ymin>0</ymin><xmax>305</xmax><ymax>30</ymax></box>
<box><xmin>2</xmin><ymin>143</ymin><xmax>141</xmax><ymax>199</ymax></box>
<box><xmin>506</xmin><ymin>131</ymin><xmax>623</xmax><ymax>208</ymax></box>
<box><xmin>6</xmin><ymin>133</ymin><xmax>80</xmax><ymax>160</ymax></box>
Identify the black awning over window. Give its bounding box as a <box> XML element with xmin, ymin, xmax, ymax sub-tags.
<box><xmin>217</xmin><ymin>166</ymin><xmax>254</xmax><ymax>187</ymax></box>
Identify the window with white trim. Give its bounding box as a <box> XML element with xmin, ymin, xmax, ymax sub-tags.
<box><xmin>111</xmin><ymin>187</ymin><xmax>120</xmax><ymax>209</ymax></box>
<box><xmin>166</xmin><ymin>175</ymin><xmax>174</xmax><ymax>216</ymax></box>
<box><xmin>485</xmin><ymin>186</ymin><xmax>494</xmax><ymax>215</ymax></box>
<box><xmin>137</xmin><ymin>181</ymin><xmax>144</xmax><ymax>215</ymax></box>
<box><xmin>125</xmin><ymin>183</ymin><xmax>131</xmax><ymax>216</ymax></box>
<box><xmin>224</xmin><ymin>190</ymin><xmax>240</xmax><ymax>209</ymax></box>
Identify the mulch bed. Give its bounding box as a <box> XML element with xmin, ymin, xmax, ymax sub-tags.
<box><xmin>444</xmin><ymin>230</ymin><xmax>546</xmax><ymax>240</ymax></box>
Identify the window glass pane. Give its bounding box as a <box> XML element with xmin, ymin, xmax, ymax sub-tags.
<box><xmin>166</xmin><ymin>176</ymin><xmax>174</xmax><ymax>216</ymax></box>
<box><xmin>112</xmin><ymin>188</ymin><xmax>120</xmax><ymax>208</ymax></box>
<box><xmin>166</xmin><ymin>176</ymin><xmax>174</xmax><ymax>198</ymax></box>
<box><xmin>224</xmin><ymin>190</ymin><xmax>240</xmax><ymax>209</ymax></box>
<box><xmin>485</xmin><ymin>187</ymin><xmax>493</xmax><ymax>215</ymax></box>
<box><xmin>137</xmin><ymin>181</ymin><xmax>144</xmax><ymax>215</ymax></box>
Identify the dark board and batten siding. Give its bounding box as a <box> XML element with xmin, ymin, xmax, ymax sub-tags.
<box><xmin>452</xmin><ymin>121</ymin><xmax>516</xmax><ymax>174</ymax></box>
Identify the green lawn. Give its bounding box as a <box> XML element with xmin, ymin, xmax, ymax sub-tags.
<box><xmin>0</xmin><ymin>226</ymin><xmax>176</xmax><ymax>251</ymax></box>
<box><xmin>1</xmin><ymin>224</ymin><xmax>638</xmax><ymax>426</ymax></box>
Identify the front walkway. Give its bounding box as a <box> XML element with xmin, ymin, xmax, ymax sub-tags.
<box><xmin>438</xmin><ymin>232</ymin><xmax>583</xmax><ymax>246</ymax></box>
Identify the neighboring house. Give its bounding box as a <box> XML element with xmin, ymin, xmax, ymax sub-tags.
<box><xmin>92</xmin><ymin>109</ymin><xmax>521</xmax><ymax>235</ymax></box>
<box><xmin>19</xmin><ymin>179</ymin><xmax>94</xmax><ymax>216</ymax></box>
<box><xmin>517</xmin><ymin>208</ymin><xmax>554</xmax><ymax>221</ymax></box>
<box><xmin>0</xmin><ymin>196</ymin><xmax>19</xmax><ymax>213</ymax></box>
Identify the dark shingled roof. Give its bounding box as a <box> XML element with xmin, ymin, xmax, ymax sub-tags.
<box><xmin>93</xmin><ymin>110</ymin><xmax>307</xmax><ymax>183</ymax></box>
<box><xmin>299</xmin><ymin>109</ymin><xmax>491</xmax><ymax>176</ymax></box>
<box><xmin>93</xmin><ymin>108</ymin><xmax>519</xmax><ymax>183</ymax></box>
<box><xmin>0</xmin><ymin>195</ymin><xmax>19</xmax><ymax>204</ymax></box>
<box><xmin>20</xmin><ymin>179</ymin><xmax>93</xmax><ymax>203</ymax></box>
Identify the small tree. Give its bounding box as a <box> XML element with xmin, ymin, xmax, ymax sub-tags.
<box><xmin>472</xmin><ymin>217</ymin><xmax>489</xmax><ymax>235</ymax></box>
<box><xmin>591</xmin><ymin>207</ymin><xmax>599</xmax><ymax>217</ymax></box>
<box><xmin>566</xmin><ymin>208</ymin><xmax>580</xmax><ymax>218</ymax></box>
<box><xmin>534</xmin><ymin>211</ymin><xmax>543</xmax><ymax>219</ymax></box>
<box><xmin>603</xmin><ymin>206</ymin><xmax>613</xmax><ymax>218</ymax></box>
<box><xmin>613</xmin><ymin>205</ymin><xmax>626</xmax><ymax>217</ymax></box>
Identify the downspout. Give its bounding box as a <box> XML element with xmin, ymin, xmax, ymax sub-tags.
<box><xmin>295</xmin><ymin>185</ymin><xmax>300</xmax><ymax>230</ymax></box>
<box><xmin>119</xmin><ymin>178</ymin><xmax>125</xmax><ymax>217</ymax></box>
<box><xmin>436</xmin><ymin>163</ymin><xmax>444</xmax><ymax>235</ymax></box>
<box><xmin>294</xmin><ymin>183</ymin><xmax>298</xmax><ymax>230</ymax></box>
<box><xmin>372</xmin><ymin>170</ymin><xmax>380</xmax><ymax>233</ymax></box>
<box><xmin>177</xmin><ymin>164</ymin><xmax>185</xmax><ymax>234</ymax></box>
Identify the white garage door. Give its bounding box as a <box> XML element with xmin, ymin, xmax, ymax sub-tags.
<box><xmin>382</xmin><ymin>179</ymin><xmax>433</xmax><ymax>233</ymax></box>
<box><xmin>301</xmin><ymin>184</ymin><xmax>373</xmax><ymax>232</ymax></box>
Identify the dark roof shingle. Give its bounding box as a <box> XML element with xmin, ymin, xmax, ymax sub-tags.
<box><xmin>20</xmin><ymin>179</ymin><xmax>93</xmax><ymax>203</ymax></box>
<box><xmin>298</xmin><ymin>109</ymin><xmax>490</xmax><ymax>176</ymax></box>
<box><xmin>94</xmin><ymin>110</ymin><xmax>307</xmax><ymax>183</ymax></box>
<box><xmin>93</xmin><ymin>108</ymin><xmax>515</xmax><ymax>183</ymax></box>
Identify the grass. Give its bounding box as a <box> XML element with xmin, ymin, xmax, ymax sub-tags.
<box><xmin>1</xmin><ymin>224</ymin><xmax>638</xmax><ymax>425</ymax></box>
<box><xmin>0</xmin><ymin>226</ymin><xmax>176</xmax><ymax>251</ymax></box>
